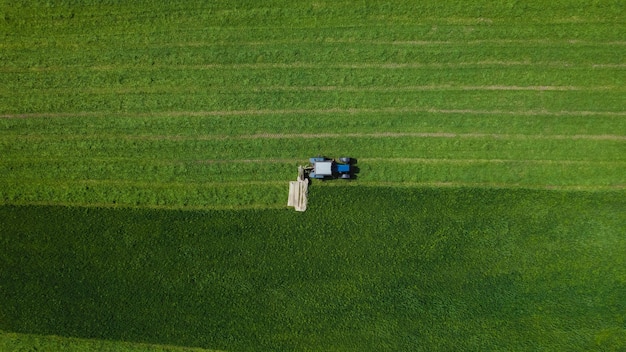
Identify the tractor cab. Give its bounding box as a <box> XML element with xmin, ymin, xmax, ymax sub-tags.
<box><xmin>307</xmin><ymin>156</ymin><xmax>355</xmax><ymax>180</ymax></box>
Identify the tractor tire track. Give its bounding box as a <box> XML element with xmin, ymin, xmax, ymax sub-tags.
<box><xmin>3</xmin><ymin>131</ymin><xmax>625</xmax><ymax>141</ymax></box>
<box><xmin>6</xmin><ymin>37</ymin><xmax>624</xmax><ymax>50</ymax></box>
<box><xmin>4</xmin><ymin>85</ymin><xmax>621</xmax><ymax>96</ymax></box>
<box><xmin>4</xmin><ymin>156</ymin><xmax>624</xmax><ymax>166</ymax></box>
<box><xmin>2</xmin><ymin>60</ymin><xmax>623</xmax><ymax>73</ymax></box>
<box><xmin>0</xmin><ymin>199</ymin><xmax>286</xmax><ymax>212</ymax></box>
<box><xmin>3</xmin><ymin>107</ymin><xmax>626</xmax><ymax>119</ymax></box>
<box><xmin>319</xmin><ymin>181</ymin><xmax>626</xmax><ymax>191</ymax></box>
<box><xmin>233</xmin><ymin>132</ymin><xmax>626</xmax><ymax>141</ymax></box>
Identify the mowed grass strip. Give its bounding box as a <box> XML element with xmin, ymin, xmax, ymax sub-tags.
<box><xmin>0</xmin><ymin>178</ymin><xmax>288</xmax><ymax>210</ymax></box>
<box><xmin>3</xmin><ymin>1</ymin><xmax>623</xmax><ymax>52</ymax></box>
<box><xmin>3</xmin><ymin>43</ymin><xmax>625</xmax><ymax>72</ymax></box>
<box><xmin>3</xmin><ymin>132</ymin><xmax>623</xmax><ymax>161</ymax></box>
<box><xmin>2</xmin><ymin>116</ymin><xmax>623</xmax><ymax>208</ymax></box>
<box><xmin>2</xmin><ymin>111</ymin><xmax>624</xmax><ymax>137</ymax></box>
<box><xmin>1</xmin><ymin>187</ymin><xmax>625</xmax><ymax>351</ymax></box>
<box><xmin>2</xmin><ymin>2</ymin><xmax>624</xmax><ymax>115</ymax></box>
<box><xmin>2</xmin><ymin>89</ymin><xmax>625</xmax><ymax>115</ymax></box>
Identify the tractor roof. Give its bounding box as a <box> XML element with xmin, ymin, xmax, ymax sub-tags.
<box><xmin>314</xmin><ymin>161</ymin><xmax>333</xmax><ymax>175</ymax></box>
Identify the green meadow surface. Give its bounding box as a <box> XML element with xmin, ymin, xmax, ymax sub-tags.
<box><xmin>1</xmin><ymin>0</ymin><xmax>625</xmax><ymax>209</ymax></box>
<box><xmin>0</xmin><ymin>331</ymin><xmax>221</xmax><ymax>352</ymax></box>
<box><xmin>1</xmin><ymin>0</ymin><xmax>626</xmax><ymax>351</ymax></box>
<box><xmin>1</xmin><ymin>188</ymin><xmax>626</xmax><ymax>351</ymax></box>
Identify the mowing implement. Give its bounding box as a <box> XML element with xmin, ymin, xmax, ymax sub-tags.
<box><xmin>288</xmin><ymin>156</ymin><xmax>357</xmax><ymax>211</ymax></box>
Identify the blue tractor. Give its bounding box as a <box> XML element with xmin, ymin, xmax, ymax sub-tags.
<box><xmin>306</xmin><ymin>156</ymin><xmax>356</xmax><ymax>180</ymax></box>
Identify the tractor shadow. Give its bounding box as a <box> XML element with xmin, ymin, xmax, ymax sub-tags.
<box><xmin>348</xmin><ymin>158</ymin><xmax>359</xmax><ymax>180</ymax></box>
<box><xmin>348</xmin><ymin>165</ymin><xmax>360</xmax><ymax>180</ymax></box>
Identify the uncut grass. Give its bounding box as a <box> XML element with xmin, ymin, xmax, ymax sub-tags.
<box><xmin>0</xmin><ymin>331</ymin><xmax>220</xmax><ymax>352</ymax></box>
<box><xmin>1</xmin><ymin>188</ymin><xmax>625</xmax><ymax>351</ymax></box>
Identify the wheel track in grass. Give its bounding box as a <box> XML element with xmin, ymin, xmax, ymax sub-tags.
<box><xmin>4</xmin><ymin>131</ymin><xmax>624</xmax><ymax>141</ymax></box>
<box><xmin>2</xmin><ymin>107</ymin><xmax>626</xmax><ymax>119</ymax></box>
<box><xmin>4</xmin><ymin>156</ymin><xmax>625</xmax><ymax>166</ymax></box>
<box><xmin>318</xmin><ymin>181</ymin><xmax>626</xmax><ymax>191</ymax></box>
<box><xmin>3</xmin><ymin>60</ymin><xmax>625</xmax><ymax>73</ymax></box>
<box><xmin>0</xmin><ymin>199</ymin><xmax>287</xmax><ymax>211</ymax></box>
<box><xmin>3</xmin><ymin>85</ymin><xmax>622</xmax><ymax>95</ymax></box>
<box><xmin>5</xmin><ymin>37</ymin><xmax>626</xmax><ymax>49</ymax></box>
<box><xmin>250</xmin><ymin>85</ymin><xmax>622</xmax><ymax>92</ymax></box>
<box><xmin>231</xmin><ymin>132</ymin><xmax>626</xmax><ymax>141</ymax></box>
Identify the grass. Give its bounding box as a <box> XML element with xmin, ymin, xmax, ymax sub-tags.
<box><xmin>1</xmin><ymin>187</ymin><xmax>625</xmax><ymax>351</ymax></box>
<box><xmin>1</xmin><ymin>0</ymin><xmax>625</xmax><ymax>350</ymax></box>
<box><xmin>2</xmin><ymin>110</ymin><xmax>624</xmax><ymax>209</ymax></box>
<box><xmin>2</xmin><ymin>132</ymin><xmax>623</xmax><ymax>207</ymax></box>
<box><xmin>0</xmin><ymin>331</ymin><xmax>221</xmax><ymax>352</ymax></box>
<box><xmin>2</xmin><ymin>0</ymin><xmax>624</xmax><ymax>208</ymax></box>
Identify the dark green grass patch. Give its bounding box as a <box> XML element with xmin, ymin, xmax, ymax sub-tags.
<box><xmin>0</xmin><ymin>331</ymin><xmax>220</xmax><ymax>352</ymax></box>
<box><xmin>1</xmin><ymin>187</ymin><xmax>625</xmax><ymax>351</ymax></box>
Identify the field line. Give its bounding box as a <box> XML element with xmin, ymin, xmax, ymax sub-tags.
<box><xmin>11</xmin><ymin>37</ymin><xmax>623</xmax><ymax>49</ymax></box>
<box><xmin>318</xmin><ymin>181</ymin><xmax>626</xmax><ymax>192</ymax></box>
<box><xmin>360</xmin><ymin>157</ymin><xmax>626</xmax><ymax>165</ymax></box>
<box><xmin>4</xmin><ymin>156</ymin><xmax>624</xmax><ymax>166</ymax></box>
<box><xmin>250</xmin><ymin>85</ymin><xmax>619</xmax><ymax>92</ymax></box>
<box><xmin>3</xmin><ymin>131</ymin><xmax>625</xmax><ymax>141</ymax></box>
<box><xmin>5</xmin><ymin>85</ymin><xmax>620</xmax><ymax>95</ymax></box>
<box><xmin>0</xmin><ymin>199</ymin><xmax>286</xmax><ymax>211</ymax></box>
<box><xmin>4</xmin><ymin>132</ymin><xmax>625</xmax><ymax>142</ymax></box>
<box><xmin>181</xmin><ymin>38</ymin><xmax>626</xmax><ymax>47</ymax></box>
<box><xmin>196</xmin><ymin>157</ymin><xmax>626</xmax><ymax>165</ymax></box>
<box><xmin>105</xmin><ymin>132</ymin><xmax>626</xmax><ymax>141</ymax></box>
<box><xmin>74</xmin><ymin>179</ymin><xmax>287</xmax><ymax>187</ymax></box>
<box><xmin>3</xmin><ymin>107</ymin><xmax>626</xmax><ymax>119</ymax></box>
<box><xmin>2</xmin><ymin>60</ymin><xmax>622</xmax><ymax>73</ymax></box>
<box><xmin>232</xmin><ymin>132</ymin><xmax>626</xmax><ymax>141</ymax></box>
<box><xmin>1</xmin><ymin>178</ymin><xmax>287</xmax><ymax>188</ymax></box>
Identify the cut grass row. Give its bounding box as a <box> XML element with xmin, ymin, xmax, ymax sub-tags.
<box><xmin>4</xmin><ymin>1</ymin><xmax>624</xmax><ymax>36</ymax></box>
<box><xmin>2</xmin><ymin>157</ymin><xmax>624</xmax><ymax>185</ymax></box>
<box><xmin>2</xmin><ymin>156</ymin><xmax>624</xmax><ymax>208</ymax></box>
<box><xmin>2</xmin><ymin>187</ymin><xmax>625</xmax><ymax>350</ymax></box>
<box><xmin>4</xmin><ymin>41</ymin><xmax>625</xmax><ymax>70</ymax></box>
<box><xmin>3</xmin><ymin>89</ymin><xmax>625</xmax><ymax>115</ymax></box>
<box><xmin>2</xmin><ymin>111</ymin><xmax>623</xmax><ymax>137</ymax></box>
<box><xmin>3</xmin><ymin>134</ymin><xmax>623</xmax><ymax>161</ymax></box>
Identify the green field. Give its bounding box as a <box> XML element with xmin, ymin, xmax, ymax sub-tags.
<box><xmin>1</xmin><ymin>0</ymin><xmax>625</xmax><ymax>351</ymax></box>
<box><xmin>2</xmin><ymin>189</ymin><xmax>626</xmax><ymax>351</ymax></box>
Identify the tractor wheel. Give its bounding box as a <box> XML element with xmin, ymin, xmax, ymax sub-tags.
<box><xmin>339</xmin><ymin>157</ymin><xmax>352</xmax><ymax>164</ymax></box>
<box><xmin>340</xmin><ymin>173</ymin><xmax>352</xmax><ymax>179</ymax></box>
